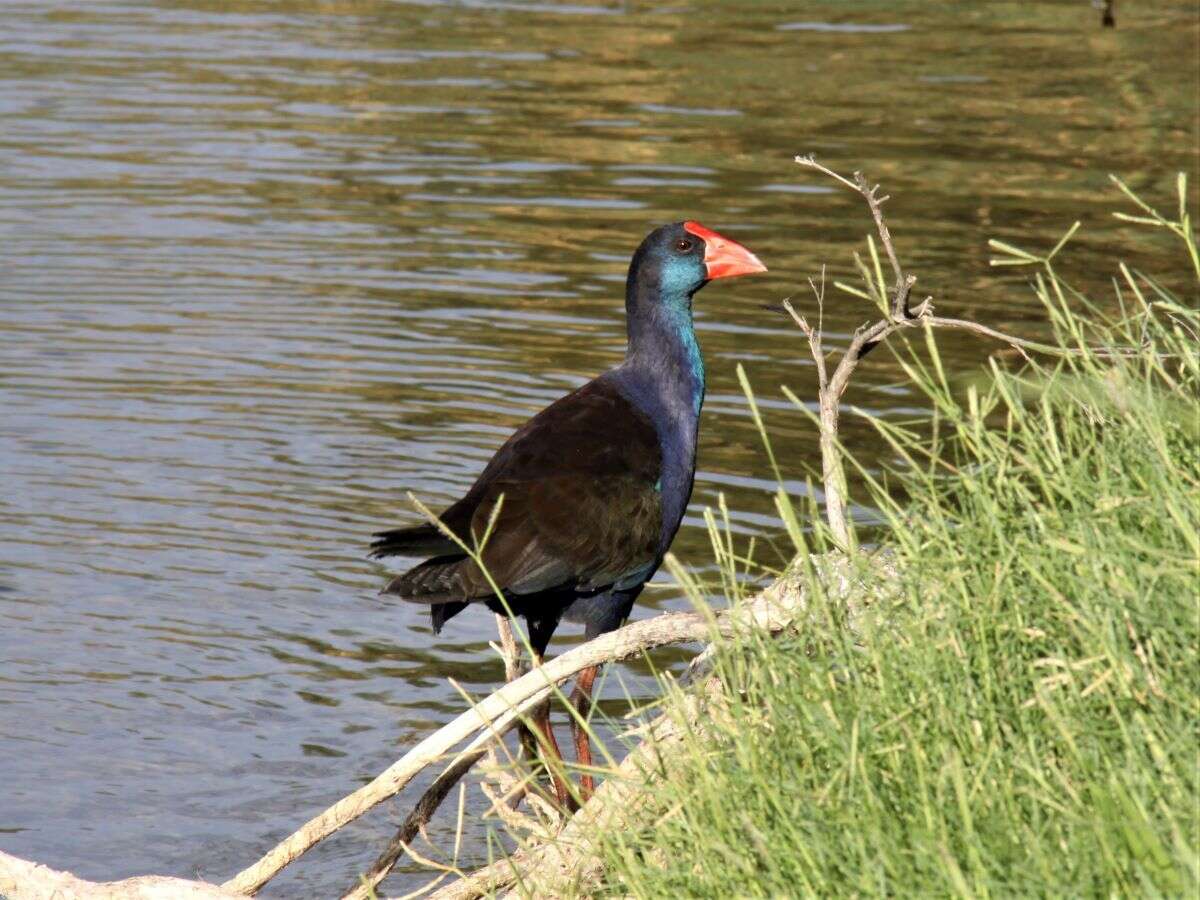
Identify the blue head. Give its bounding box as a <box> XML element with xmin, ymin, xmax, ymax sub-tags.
<box><xmin>624</xmin><ymin>220</ymin><xmax>766</xmax><ymax>348</ymax></box>
<box><xmin>617</xmin><ymin>222</ymin><xmax>767</xmax><ymax>516</ymax></box>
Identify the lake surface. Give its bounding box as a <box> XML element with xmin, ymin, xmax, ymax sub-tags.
<box><xmin>0</xmin><ymin>0</ymin><xmax>1195</xmax><ymax>894</ymax></box>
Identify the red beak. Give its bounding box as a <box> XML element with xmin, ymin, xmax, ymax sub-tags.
<box><xmin>684</xmin><ymin>221</ymin><xmax>768</xmax><ymax>280</ymax></box>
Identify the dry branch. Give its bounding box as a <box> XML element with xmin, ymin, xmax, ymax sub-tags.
<box><xmin>790</xmin><ymin>154</ymin><xmax>1132</xmax><ymax>545</ymax></box>
<box><xmin>227</xmin><ymin>547</ymin><xmax>886</xmax><ymax>895</ymax></box>
<box><xmin>494</xmin><ymin>613</ymin><xmax>523</xmax><ymax>684</ymax></box>
<box><xmin>340</xmin><ymin>746</ymin><xmax>489</xmax><ymax>900</ymax></box>
<box><xmin>0</xmin><ymin>850</ymin><xmax>239</xmax><ymax>900</ymax></box>
<box><xmin>225</xmin><ymin>588</ymin><xmax>772</xmax><ymax>894</ymax></box>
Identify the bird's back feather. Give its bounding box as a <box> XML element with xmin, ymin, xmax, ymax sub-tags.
<box><xmin>374</xmin><ymin>376</ymin><xmax>664</xmax><ymax>620</ymax></box>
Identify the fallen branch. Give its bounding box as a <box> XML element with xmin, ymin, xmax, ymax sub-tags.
<box><xmin>227</xmin><ymin>546</ymin><xmax>887</xmax><ymax>895</ymax></box>
<box><xmin>340</xmin><ymin>617</ymin><xmax>527</xmax><ymax>900</ymax></box>
<box><xmin>341</xmin><ymin>509</ymin><xmax>567</xmax><ymax>898</ymax></box>
<box><xmin>224</xmin><ymin>565</ymin><xmax>834</xmax><ymax>895</ymax></box>
<box><xmin>0</xmin><ymin>850</ymin><xmax>239</xmax><ymax>900</ymax></box>
<box><xmin>1</xmin><ymin>556</ymin><xmax>889</xmax><ymax>898</ymax></box>
<box><xmin>340</xmin><ymin>745</ymin><xmax>490</xmax><ymax>900</ymax></box>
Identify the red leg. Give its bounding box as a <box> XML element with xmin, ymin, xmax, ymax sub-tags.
<box><xmin>530</xmin><ymin>656</ymin><xmax>572</xmax><ymax>809</ymax></box>
<box><xmin>571</xmin><ymin>665</ymin><xmax>600</xmax><ymax>801</ymax></box>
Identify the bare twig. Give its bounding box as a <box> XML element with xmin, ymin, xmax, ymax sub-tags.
<box><xmin>793</xmin><ymin>155</ymin><xmax>926</xmax><ymax>546</ymax></box>
<box><xmin>789</xmin><ymin>266</ymin><xmax>830</xmax><ymax>391</ymax></box>
<box><xmin>789</xmin><ymin>154</ymin><xmax>1142</xmax><ymax>547</ymax></box>
<box><xmin>494</xmin><ymin>614</ymin><xmax>523</xmax><ymax>684</ymax></box>
<box><xmin>785</xmin><ymin>266</ymin><xmax>858</xmax><ymax>547</ymax></box>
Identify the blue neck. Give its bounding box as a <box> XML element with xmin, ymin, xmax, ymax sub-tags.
<box><xmin>615</xmin><ymin>277</ymin><xmax>706</xmax><ymax>550</ymax></box>
<box><xmin>624</xmin><ymin>299</ymin><xmax>705</xmax><ymax>415</ymax></box>
<box><xmin>623</xmin><ymin>256</ymin><xmax>706</xmax><ymax>409</ymax></box>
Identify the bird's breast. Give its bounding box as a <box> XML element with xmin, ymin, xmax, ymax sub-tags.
<box><xmin>608</xmin><ymin>364</ymin><xmax>703</xmax><ymax>551</ymax></box>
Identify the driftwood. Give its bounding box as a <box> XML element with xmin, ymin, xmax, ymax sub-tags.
<box><xmin>0</xmin><ymin>850</ymin><xmax>239</xmax><ymax>900</ymax></box>
<box><xmin>338</xmin><ymin>614</ymin><xmax>527</xmax><ymax>900</ymax></box>
<box><xmin>222</xmin><ymin>609</ymin><xmax>711</xmax><ymax>894</ymax></box>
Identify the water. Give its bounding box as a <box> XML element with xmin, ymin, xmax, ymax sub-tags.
<box><xmin>0</xmin><ymin>0</ymin><xmax>1195</xmax><ymax>894</ymax></box>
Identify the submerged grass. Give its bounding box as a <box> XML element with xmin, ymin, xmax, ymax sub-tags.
<box><xmin>587</xmin><ymin>181</ymin><xmax>1200</xmax><ymax>897</ymax></box>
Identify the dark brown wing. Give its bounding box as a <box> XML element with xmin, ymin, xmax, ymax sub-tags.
<box><xmin>383</xmin><ymin>377</ymin><xmax>663</xmax><ymax>602</ymax></box>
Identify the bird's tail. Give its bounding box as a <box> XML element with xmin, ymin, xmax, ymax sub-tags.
<box><xmin>371</xmin><ymin>519</ymin><xmax>484</xmax><ymax>634</ymax></box>
<box><xmin>431</xmin><ymin>600</ymin><xmax>469</xmax><ymax>634</ymax></box>
<box><xmin>380</xmin><ymin>553</ymin><xmax>475</xmax><ymax>635</ymax></box>
<box><xmin>381</xmin><ymin>554</ymin><xmax>467</xmax><ymax>599</ymax></box>
<box><xmin>368</xmin><ymin>522</ymin><xmax>457</xmax><ymax>558</ymax></box>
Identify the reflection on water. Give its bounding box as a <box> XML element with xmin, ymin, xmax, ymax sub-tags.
<box><xmin>0</xmin><ymin>0</ymin><xmax>1195</xmax><ymax>894</ymax></box>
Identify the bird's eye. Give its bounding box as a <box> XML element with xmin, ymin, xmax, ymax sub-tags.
<box><xmin>675</xmin><ymin>239</ymin><xmax>693</xmax><ymax>253</ymax></box>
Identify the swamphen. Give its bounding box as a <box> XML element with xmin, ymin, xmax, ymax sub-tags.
<box><xmin>370</xmin><ymin>221</ymin><xmax>766</xmax><ymax>802</ymax></box>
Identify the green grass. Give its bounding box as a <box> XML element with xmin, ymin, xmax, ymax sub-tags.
<box><xmin>587</xmin><ymin>180</ymin><xmax>1200</xmax><ymax>898</ymax></box>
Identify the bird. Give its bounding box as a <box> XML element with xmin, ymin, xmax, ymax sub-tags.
<box><xmin>370</xmin><ymin>221</ymin><xmax>766</xmax><ymax>804</ymax></box>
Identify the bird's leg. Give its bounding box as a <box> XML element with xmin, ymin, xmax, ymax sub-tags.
<box><xmin>530</xmin><ymin>652</ymin><xmax>573</xmax><ymax>810</ymax></box>
<box><xmin>533</xmin><ymin>702</ymin><xmax>572</xmax><ymax>809</ymax></box>
<box><xmin>570</xmin><ymin>664</ymin><xmax>600</xmax><ymax>801</ymax></box>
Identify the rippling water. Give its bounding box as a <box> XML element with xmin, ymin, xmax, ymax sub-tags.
<box><xmin>1</xmin><ymin>0</ymin><xmax>1195</xmax><ymax>894</ymax></box>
